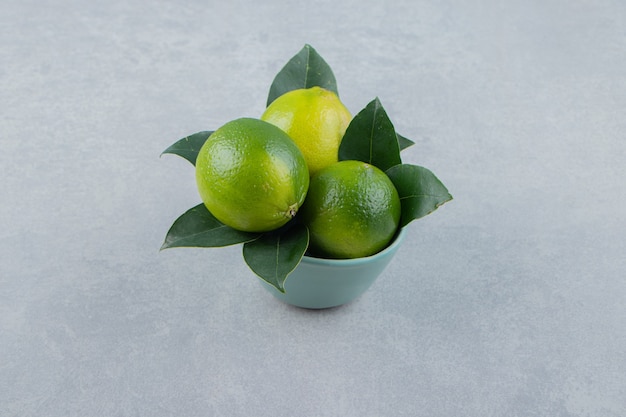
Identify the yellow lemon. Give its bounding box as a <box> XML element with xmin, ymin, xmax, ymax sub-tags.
<box><xmin>261</xmin><ymin>86</ymin><xmax>352</xmax><ymax>176</ymax></box>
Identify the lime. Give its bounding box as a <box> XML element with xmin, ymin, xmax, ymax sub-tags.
<box><xmin>300</xmin><ymin>160</ymin><xmax>401</xmax><ymax>259</ymax></box>
<box><xmin>261</xmin><ymin>86</ymin><xmax>352</xmax><ymax>176</ymax></box>
<box><xmin>195</xmin><ymin>118</ymin><xmax>309</xmax><ymax>232</ymax></box>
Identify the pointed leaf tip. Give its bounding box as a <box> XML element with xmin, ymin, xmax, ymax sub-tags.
<box><xmin>162</xmin><ymin>203</ymin><xmax>260</xmax><ymax>249</ymax></box>
<box><xmin>266</xmin><ymin>45</ymin><xmax>338</xmax><ymax>106</ymax></box>
<box><xmin>396</xmin><ymin>133</ymin><xmax>415</xmax><ymax>150</ymax></box>
<box><xmin>386</xmin><ymin>164</ymin><xmax>452</xmax><ymax>227</ymax></box>
<box><xmin>243</xmin><ymin>223</ymin><xmax>309</xmax><ymax>293</ymax></box>
<box><xmin>339</xmin><ymin>98</ymin><xmax>402</xmax><ymax>171</ymax></box>
<box><xmin>161</xmin><ymin>131</ymin><xmax>213</xmax><ymax>166</ymax></box>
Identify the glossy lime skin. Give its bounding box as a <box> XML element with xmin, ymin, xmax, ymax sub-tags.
<box><xmin>300</xmin><ymin>160</ymin><xmax>401</xmax><ymax>259</ymax></box>
<box><xmin>195</xmin><ymin>118</ymin><xmax>309</xmax><ymax>232</ymax></box>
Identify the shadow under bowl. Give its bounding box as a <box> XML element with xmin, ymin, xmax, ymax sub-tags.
<box><xmin>258</xmin><ymin>227</ymin><xmax>407</xmax><ymax>309</ymax></box>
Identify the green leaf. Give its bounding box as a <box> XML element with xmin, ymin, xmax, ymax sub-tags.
<box><xmin>161</xmin><ymin>131</ymin><xmax>213</xmax><ymax>166</ymax></box>
<box><xmin>397</xmin><ymin>133</ymin><xmax>415</xmax><ymax>150</ymax></box>
<box><xmin>266</xmin><ymin>44</ymin><xmax>338</xmax><ymax>106</ymax></box>
<box><xmin>161</xmin><ymin>203</ymin><xmax>260</xmax><ymax>249</ymax></box>
<box><xmin>338</xmin><ymin>98</ymin><xmax>402</xmax><ymax>172</ymax></box>
<box><xmin>385</xmin><ymin>164</ymin><xmax>453</xmax><ymax>227</ymax></box>
<box><xmin>242</xmin><ymin>223</ymin><xmax>309</xmax><ymax>293</ymax></box>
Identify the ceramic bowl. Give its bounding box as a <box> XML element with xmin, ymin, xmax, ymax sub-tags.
<box><xmin>258</xmin><ymin>227</ymin><xmax>407</xmax><ymax>309</ymax></box>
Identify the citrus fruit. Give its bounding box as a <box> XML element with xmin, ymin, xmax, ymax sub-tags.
<box><xmin>261</xmin><ymin>86</ymin><xmax>352</xmax><ymax>176</ymax></box>
<box><xmin>195</xmin><ymin>118</ymin><xmax>309</xmax><ymax>233</ymax></box>
<box><xmin>300</xmin><ymin>160</ymin><xmax>401</xmax><ymax>259</ymax></box>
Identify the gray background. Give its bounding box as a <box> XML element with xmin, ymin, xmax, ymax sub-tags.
<box><xmin>2</xmin><ymin>0</ymin><xmax>625</xmax><ymax>416</ymax></box>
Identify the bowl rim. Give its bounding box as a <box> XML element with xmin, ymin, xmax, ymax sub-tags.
<box><xmin>300</xmin><ymin>227</ymin><xmax>407</xmax><ymax>266</ymax></box>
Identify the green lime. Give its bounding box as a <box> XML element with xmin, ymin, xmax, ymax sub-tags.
<box><xmin>300</xmin><ymin>160</ymin><xmax>401</xmax><ymax>259</ymax></box>
<box><xmin>195</xmin><ymin>118</ymin><xmax>309</xmax><ymax>232</ymax></box>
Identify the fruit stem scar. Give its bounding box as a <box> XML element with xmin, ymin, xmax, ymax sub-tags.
<box><xmin>286</xmin><ymin>203</ymin><xmax>299</xmax><ymax>218</ymax></box>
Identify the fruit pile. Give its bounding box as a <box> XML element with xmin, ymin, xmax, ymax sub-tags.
<box><xmin>162</xmin><ymin>45</ymin><xmax>452</xmax><ymax>293</ymax></box>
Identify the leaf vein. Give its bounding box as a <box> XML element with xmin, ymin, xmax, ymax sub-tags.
<box><xmin>369</xmin><ymin>104</ymin><xmax>378</xmax><ymax>163</ymax></box>
<box><xmin>399</xmin><ymin>193</ymin><xmax>450</xmax><ymax>200</ymax></box>
<box><xmin>303</xmin><ymin>48</ymin><xmax>310</xmax><ymax>88</ymax></box>
<box><xmin>274</xmin><ymin>236</ymin><xmax>281</xmax><ymax>280</ymax></box>
<box><xmin>168</xmin><ymin>224</ymin><xmax>234</xmax><ymax>242</ymax></box>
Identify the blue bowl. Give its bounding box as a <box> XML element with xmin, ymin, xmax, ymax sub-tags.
<box><xmin>258</xmin><ymin>228</ymin><xmax>406</xmax><ymax>309</ymax></box>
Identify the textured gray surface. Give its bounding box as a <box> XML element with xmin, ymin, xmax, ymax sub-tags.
<box><xmin>2</xmin><ymin>0</ymin><xmax>625</xmax><ymax>416</ymax></box>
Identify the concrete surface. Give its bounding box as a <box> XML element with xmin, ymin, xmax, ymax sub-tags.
<box><xmin>1</xmin><ymin>0</ymin><xmax>625</xmax><ymax>416</ymax></box>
